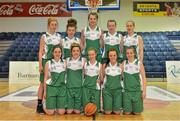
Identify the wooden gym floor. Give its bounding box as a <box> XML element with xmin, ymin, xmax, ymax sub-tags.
<box><xmin>0</xmin><ymin>81</ymin><xmax>180</xmax><ymax>121</ymax></box>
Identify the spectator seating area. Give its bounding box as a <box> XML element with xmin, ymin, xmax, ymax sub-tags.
<box><xmin>0</xmin><ymin>31</ymin><xmax>180</xmax><ymax>78</ymax></box>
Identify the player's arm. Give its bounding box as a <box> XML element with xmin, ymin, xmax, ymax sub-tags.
<box><xmin>38</xmin><ymin>35</ymin><xmax>45</xmax><ymax>73</ymax></box>
<box><xmin>120</xmin><ymin>35</ymin><xmax>124</xmax><ymax>54</ymax></box>
<box><xmin>59</xmin><ymin>38</ymin><xmax>63</xmax><ymax>47</ymax></box>
<box><xmin>43</xmin><ymin>61</ymin><xmax>50</xmax><ymax>99</ymax></box>
<box><xmin>80</xmin><ymin>29</ymin><xmax>85</xmax><ymax>51</ymax></box>
<box><xmin>97</xmin><ymin>63</ymin><xmax>102</xmax><ymax>84</ymax></box>
<box><xmin>138</xmin><ymin>35</ymin><xmax>144</xmax><ymax>62</ymax></box>
<box><xmin>82</xmin><ymin>58</ymin><xmax>86</xmax><ymax>78</ymax></box>
<box><xmin>139</xmin><ymin>63</ymin><xmax>147</xmax><ymax>100</ymax></box>
<box><xmin>100</xmin><ymin>63</ymin><xmax>106</xmax><ymax>84</ymax></box>
<box><xmin>120</xmin><ymin>61</ymin><xmax>124</xmax><ymax>73</ymax></box>
<box><xmin>120</xmin><ymin>61</ymin><xmax>125</xmax><ymax>80</ymax></box>
<box><xmin>100</xmin><ymin>29</ymin><xmax>104</xmax><ymax>49</ymax></box>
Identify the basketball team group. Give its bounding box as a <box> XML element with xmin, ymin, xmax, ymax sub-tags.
<box><xmin>36</xmin><ymin>12</ymin><xmax>147</xmax><ymax>116</ymax></box>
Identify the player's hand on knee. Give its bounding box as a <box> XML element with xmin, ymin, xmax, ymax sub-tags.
<box><xmin>43</xmin><ymin>92</ymin><xmax>46</xmax><ymax>99</ymax></box>
<box><xmin>142</xmin><ymin>91</ymin><xmax>146</xmax><ymax>100</ymax></box>
<box><xmin>39</xmin><ymin>65</ymin><xmax>43</xmax><ymax>73</ymax></box>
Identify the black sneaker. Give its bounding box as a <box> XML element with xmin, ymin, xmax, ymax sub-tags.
<box><xmin>36</xmin><ymin>104</ymin><xmax>45</xmax><ymax>114</ymax></box>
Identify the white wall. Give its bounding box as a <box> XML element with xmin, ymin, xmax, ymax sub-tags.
<box><xmin>0</xmin><ymin>0</ymin><xmax>180</xmax><ymax>32</ymax></box>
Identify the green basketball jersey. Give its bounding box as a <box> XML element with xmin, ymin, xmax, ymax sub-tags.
<box><xmin>103</xmin><ymin>63</ymin><xmax>122</xmax><ymax>89</ymax></box>
<box><xmin>103</xmin><ymin>32</ymin><xmax>122</xmax><ymax>58</ymax></box>
<box><xmin>83</xmin><ymin>26</ymin><xmax>102</xmax><ymax>55</ymax></box>
<box><xmin>66</xmin><ymin>57</ymin><xmax>85</xmax><ymax>88</ymax></box>
<box><xmin>83</xmin><ymin>61</ymin><xmax>101</xmax><ymax>90</ymax></box>
<box><xmin>123</xmin><ymin>59</ymin><xmax>141</xmax><ymax>92</ymax></box>
<box><xmin>42</xmin><ymin>32</ymin><xmax>61</xmax><ymax>60</ymax></box>
<box><xmin>123</xmin><ymin>33</ymin><xmax>139</xmax><ymax>60</ymax></box>
<box><xmin>46</xmin><ymin>59</ymin><xmax>66</xmax><ymax>87</ymax></box>
<box><xmin>62</xmin><ymin>36</ymin><xmax>80</xmax><ymax>59</ymax></box>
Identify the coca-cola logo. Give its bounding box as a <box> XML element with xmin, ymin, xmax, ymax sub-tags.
<box><xmin>0</xmin><ymin>5</ymin><xmax>14</xmax><ymax>15</ymax></box>
<box><xmin>29</xmin><ymin>4</ymin><xmax>59</xmax><ymax>15</ymax></box>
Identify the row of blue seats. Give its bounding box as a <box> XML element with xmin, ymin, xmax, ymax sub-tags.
<box><xmin>144</xmin><ymin>47</ymin><xmax>176</xmax><ymax>52</ymax></box>
<box><xmin>1</xmin><ymin>31</ymin><xmax>180</xmax><ymax>40</ymax></box>
<box><xmin>168</xmin><ymin>36</ymin><xmax>180</xmax><ymax>40</ymax></box>
<box><xmin>145</xmin><ymin>51</ymin><xmax>178</xmax><ymax>56</ymax></box>
<box><xmin>144</xmin><ymin>55</ymin><xmax>180</xmax><ymax>61</ymax></box>
<box><xmin>145</xmin><ymin>65</ymin><xmax>165</xmax><ymax>78</ymax></box>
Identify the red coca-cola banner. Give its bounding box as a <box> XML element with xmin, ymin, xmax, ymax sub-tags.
<box><xmin>0</xmin><ymin>2</ymin><xmax>72</xmax><ymax>17</ymax></box>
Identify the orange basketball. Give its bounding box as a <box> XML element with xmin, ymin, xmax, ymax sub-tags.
<box><xmin>84</xmin><ymin>103</ymin><xmax>97</xmax><ymax>116</ymax></box>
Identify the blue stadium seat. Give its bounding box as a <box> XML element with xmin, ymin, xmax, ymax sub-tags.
<box><xmin>159</xmin><ymin>60</ymin><xmax>166</xmax><ymax>66</ymax></box>
<box><xmin>1</xmin><ymin>66</ymin><xmax>9</xmax><ymax>72</ymax></box>
<box><xmin>17</xmin><ymin>57</ymin><xmax>26</xmax><ymax>61</ymax></box>
<box><xmin>145</xmin><ymin>65</ymin><xmax>152</xmax><ymax>72</ymax></box>
<box><xmin>0</xmin><ymin>61</ymin><xmax>5</xmax><ymax>67</ymax></box>
<box><xmin>157</xmin><ymin>56</ymin><xmax>166</xmax><ymax>61</ymax></box>
<box><xmin>160</xmin><ymin>47</ymin><xmax>169</xmax><ymax>52</ymax></box>
<box><xmin>151</xmin><ymin>65</ymin><xmax>164</xmax><ymax>78</ymax></box>
<box><xmin>9</xmin><ymin>56</ymin><xmax>17</xmax><ymax>61</ymax></box>
<box><xmin>143</xmin><ymin>60</ymin><xmax>150</xmax><ymax>66</ymax></box>
<box><xmin>150</xmin><ymin>60</ymin><xmax>160</xmax><ymax>66</ymax></box>
<box><xmin>143</xmin><ymin>41</ymin><xmax>149</xmax><ymax>44</ymax></box>
<box><xmin>163</xmin><ymin>52</ymin><xmax>172</xmax><ymax>56</ymax></box>
<box><xmin>152</xmin><ymin>47</ymin><xmax>161</xmax><ymax>52</ymax></box>
<box><xmin>29</xmin><ymin>52</ymin><xmax>38</xmax><ymax>57</ymax></box>
<box><xmin>23</xmin><ymin>48</ymin><xmax>32</xmax><ymax>53</ymax></box>
<box><xmin>26</xmin><ymin>56</ymin><xmax>35</xmax><ymax>61</ymax></box>
<box><xmin>5</xmin><ymin>51</ymin><xmax>12</xmax><ymax>57</ymax></box>
<box><xmin>143</xmin><ymin>55</ymin><xmax>149</xmax><ymax>61</ymax></box>
<box><xmin>154</xmin><ymin>52</ymin><xmax>163</xmax><ymax>56</ymax></box>
<box><xmin>12</xmin><ymin>52</ymin><xmax>20</xmax><ymax>57</ymax></box>
<box><xmin>166</xmin><ymin>56</ymin><xmax>174</xmax><ymax>60</ymax></box>
<box><xmin>168</xmin><ymin>47</ymin><xmax>176</xmax><ymax>51</ymax></box>
<box><xmin>146</xmin><ymin>52</ymin><xmax>155</xmax><ymax>56</ymax></box>
<box><xmin>171</xmin><ymin>51</ymin><xmax>178</xmax><ymax>56</ymax></box>
<box><xmin>75</xmin><ymin>32</ymin><xmax>81</xmax><ymax>38</ymax></box>
<box><xmin>15</xmin><ymin>48</ymin><xmax>23</xmax><ymax>52</ymax></box>
<box><xmin>61</xmin><ymin>32</ymin><xmax>67</xmax><ymax>38</ymax></box>
<box><xmin>148</xmin><ymin>56</ymin><xmax>157</xmax><ymax>61</ymax></box>
<box><xmin>1</xmin><ymin>56</ymin><xmax>9</xmax><ymax>61</ymax></box>
<box><xmin>20</xmin><ymin>52</ymin><xmax>29</xmax><ymax>57</ymax></box>
<box><xmin>144</xmin><ymin>47</ymin><xmax>152</xmax><ymax>52</ymax></box>
<box><xmin>152</xmin><ymin>65</ymin><xmax>163</xmax><ymax>72</ymax></box>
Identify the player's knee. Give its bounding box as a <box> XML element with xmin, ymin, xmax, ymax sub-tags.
<box><xmin>66</xmin><ymin>109</ymin><xmax>73</xmax><ymax>114</ymax></box>
<box><xmin>133</xmin><ymin>112</ymin><xmax>141</xmax><ymax>115</ymax></box>
<box><xmin>57</xmin><ymin>109</ymin><xmax>65</xmax><ymax>115</ymax></box>
<box><xmin>45</xmin><ymin>110</ymin><xmax>55</xmax><ymax>115</ymax></box>
<box><xmin>104</xmin><ymin>111</ymin><xmax>112</xmax><ymax>115</ymax></box>
<box><xmin>123</xmin><ymin>112</ymin><xmax>131</xmax><ymax>115</ymax></box>
<box><xmin>39</xmin><ymin>83</ymin><xmax>44</xmax><ymax>88</ymax></box>
<box><xmin>74</xmin><ymin>109</ymin><xmax>80</xmax><ymax>114</ymax></box>
<box><xmin>113</xmin><ymin>111</ymin><xmax>121</xmax><ymax>115</ymax></box>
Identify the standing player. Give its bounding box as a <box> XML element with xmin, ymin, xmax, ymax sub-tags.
<box><xmin>37</xmin><ymin>17</ymin><xmax>61</xmax><ymax>114</ymax></box>
<box><xmin>121</xmin><ymin>47</ymin><xmax>146</xmax><ymax>115</ymax></box>
<box><xmin>102</xmin><ymin>48</ymin><xmax>123</xmax><ymax>115</ymax></box>
<box><xmin>62</xmin><ymin>18</ymin><xmax>80</xmax><ymax>59</ymax></box>
<box><xmin>82</xmin><ymin>47</ymin><xmax>102</xmax><ymax>112</ymax></box>
<box><xmin>43</xmin><ymin>45</ymin><xmax>66</xmax><ymax>115</ymax></box>
<box><xmin>122</xmin><ymin>20</ymin><xmax>144</xmax><ymax>62</ymax></box>
<box><xmin>66</xmin><ymin>43</ymin><xmax>85</xmax><ymax>114</ymax></box>
<box><xmin>102</xmin><ymin>19</ymin><xmax>123</xmax><ymax>64</ymax></box>
<box><xmin>81</xmin><ymin>12</ymin><xmax>104</xmax><ymax>62</ymax></box>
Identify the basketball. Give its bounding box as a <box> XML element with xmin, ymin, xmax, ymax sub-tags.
<box><xmin>84</xmin><ymin>103</ymin><xmax>97</xmax><ymax>116</ymax></box>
